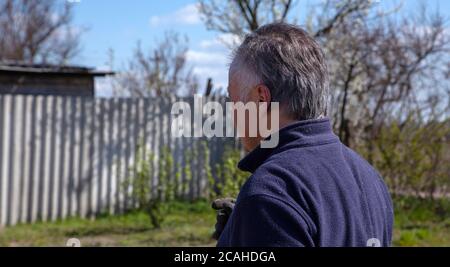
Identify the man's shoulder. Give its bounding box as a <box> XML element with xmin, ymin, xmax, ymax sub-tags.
<box><xmin>340</xmin><ymin>145</ymin><xmax>387</xmax><ymax>184</ymax></box>
<box><xmin>242</xmin><ymin>145</ymin><xmax>327</xmax><ymax>189</ymax></box>
<box><xmin>236</xmin><ymin>154</ymin><xmax>309</xmax><ymax>204</ymax></box>
<box><xmin>239</xmin><ymin>141</ymin><xmax>388</xmax><ymax>203</ymax></box>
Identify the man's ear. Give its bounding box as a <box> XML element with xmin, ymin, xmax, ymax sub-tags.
<box><xmin>256</xmin><ymin>84</ymin><xmax>271</xmax><ymax>104</ymax></box>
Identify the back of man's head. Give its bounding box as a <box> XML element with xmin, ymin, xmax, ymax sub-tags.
<box><xmin>231</xmin><ymin>22</ymin><xmax>329</xmax><ymax>120</ymax></box>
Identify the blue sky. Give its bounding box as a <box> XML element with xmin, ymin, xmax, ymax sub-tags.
<box><xmin>68</xmin><ymin>0</ymin><xmax>450</xmax><ymax>96</ymax></box>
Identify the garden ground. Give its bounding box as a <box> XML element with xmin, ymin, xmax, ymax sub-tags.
<box><xmin>0</xmin><ymin>197</ymin><xmax>448</xmax><ymax>247</ymax></box>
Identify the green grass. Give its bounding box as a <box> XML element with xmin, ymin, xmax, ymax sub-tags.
<box><xmin>0</xmin><ymin>200</ymin><xmax>216</xmax><ymax>247</ymax></box>
<box><xmin>0</xmin><ymin>197</ymin><xmax>448</xmax><ymax>247</ymax></box>
<box><xmin>392</xmin><ymin>196</ymin><xmax>450</xmax><ymax>247</ymax></box>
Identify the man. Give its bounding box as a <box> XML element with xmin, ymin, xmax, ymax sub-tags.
<box><xmin>212</xmin><ymin>23</ymin><xmax>394</xmax><ymax>247</ymax></box>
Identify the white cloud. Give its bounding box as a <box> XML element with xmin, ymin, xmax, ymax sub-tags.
<box><xmin>95</xmin><ymin>77</ymin><xmax>114</xmax><ymax>97</ymax></box>
<box><xmin>192</xmin><ymin>66</ymin><xmax>222</xmax><ymax>78</ymax></box>
<box><xmin>192</xmin><ymin>66</ymin><xmax>228</xmax><ymax>90</ymax></box>
<box><xmin>199</xmin><ymin>39</ymin><xmax>221</xmax><ymax>49</ymax></box>
<box><xmin>186</xmin><ymin>34</ymin><xmax>243</xmax><ymax>91</ymax></box>
<box><xmin>186</xmin><ymin>50</ymin><xmax>228</xmax><ymax>65</ymax></box>
<box><xmin>186</xmin><ymin>50</ymin><xmax>229</xmax><ymax>90</ymax></box>
<box><xmin>150</xmin><ymin>3</ymin><xmax>201</xmax><ymax>27</ymax></box>
<box><xmin>199</xmin><ymin>33</ymin><xmax>242</xmax><ymax>49</ymax></box>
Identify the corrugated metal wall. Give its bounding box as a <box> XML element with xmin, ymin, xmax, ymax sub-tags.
<box><xmin>0</xmin><ymin>94</ymin><xmax>236</xmax><ymax>226</ymax></box>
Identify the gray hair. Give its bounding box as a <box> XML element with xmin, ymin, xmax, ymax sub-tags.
<box><xmin>230</xmin><ymin>22</ymin><xmax>329</xmax><ymax>120</ymax></box>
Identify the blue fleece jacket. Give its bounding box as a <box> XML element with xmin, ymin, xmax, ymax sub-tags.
<box><xmin>217</xmin><ymin>118</ymin><xmax>394</xmax><ymax>247</ymax></box>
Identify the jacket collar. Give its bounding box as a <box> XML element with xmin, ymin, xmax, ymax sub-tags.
<box><xmin>238</xmin><ymin>118</ymin><xmax>339</xmax><ymax>173</ymax></box>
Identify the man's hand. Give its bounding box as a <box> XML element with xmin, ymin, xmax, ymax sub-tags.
<box><xmin>211</xmin><ymin>198</ymin><xmax>236</xmax><ymax>240</ymax></box>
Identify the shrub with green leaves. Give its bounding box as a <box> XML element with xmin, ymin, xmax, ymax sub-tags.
<box><xmin>123</xmin><ymin>139</ymin><xmax>250</xmax><ymax>228</ymax></box>
<box><xmin>123</xmin><ymin>144</ymin><xmax>181</xmax><ymax>229</ymax></box>
<box><xmin>210</xmin><ymin>146</ymin><xmax>249</xmax><ymax>199</ymax></box>
<box><xmin>363</xmin><ymin>119</ymin><xmax>450</xmax><ymax>200</ymax></box>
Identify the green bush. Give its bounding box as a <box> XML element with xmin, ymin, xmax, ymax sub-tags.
<box><xmin>124</xmin><ymin>139</ymin><xmax>252</xmax><ymax>228</ymax></box>
<box><xmin>360</xmin><ymin>119</ymin><xmax>450</xmax><ymax>200</ymax></box>
<box><xmin>123</xmin><ymin>144</ymin><xmax>183</xmax><ymax>229</ymax></box>
<box><xmin>210</xmin><ymin>146</ymin><xmax>249</xmax><ymax>199</ymax></box>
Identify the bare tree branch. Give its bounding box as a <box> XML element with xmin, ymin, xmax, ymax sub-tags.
<box><xmin>0</xmin><ymin>0</ymin><xmax>81</xmax><ymax>64</ymax></box>
<box><xmin>113</xmin><ymin>32</ymin><xmax>198</xmax><ymax>97</ymax></box>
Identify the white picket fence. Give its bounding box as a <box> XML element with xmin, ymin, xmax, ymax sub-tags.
<box><xmin>0</xmin><ymin>94</ymin><xmax>235</xmax><ymax>226</ymax></box>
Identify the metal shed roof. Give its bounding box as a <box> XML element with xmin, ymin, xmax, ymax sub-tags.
<box><xmin>0</xmin><ymin>61</ymin><xmax>114</xmax><ymax>76</ymax></box>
